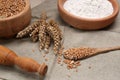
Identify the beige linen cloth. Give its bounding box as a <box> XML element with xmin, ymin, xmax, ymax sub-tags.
<box><xmin>0</xmin><ymin>0</ymin><xmax>120</xmax><ymax>80</ymax></box>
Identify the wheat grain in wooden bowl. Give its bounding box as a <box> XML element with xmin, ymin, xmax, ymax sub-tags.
<box><xmin>58</xmin><ymin>0</ymin><xmax>119</xmax><ymax>30</ymax></box>
<box><xmin>0</xmin><ymin>0</ymin><xmax>31</xmax><ymax>38</ymax></box>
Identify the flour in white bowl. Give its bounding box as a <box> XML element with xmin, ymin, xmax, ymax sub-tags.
<box><xmin>63</xmin><ymin>0</ymin><xmax>113</xmax><ymax>19</ymax></box>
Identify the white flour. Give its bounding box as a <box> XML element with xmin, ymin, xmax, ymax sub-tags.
<box><xmin>63</xmin><ymin>0</ymin><xmax>113</xmax><ymax>19</ymax></box>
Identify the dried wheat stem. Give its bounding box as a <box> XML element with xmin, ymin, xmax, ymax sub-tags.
<box><xmin>39</xmin><ymin>24</ymin><xmax>46</xmax><ymax>51</ymax></box>
<box><xmin>16</xmin><ymin>20</ymin><xmax>40</xmax><ymax>38</ymax></box>
<box><xmin>49</xmin><ymin>19</ymin><xmax>62</xmax><ymax>40</ymax></box>
<box><xmin>30</xmin><ymin>27</ymin><xmax>39</xmax><ymax>42</ymax></box>
<box><xmin>46</xmin><ymin>24</ymin><xmax>61</xmax><ymax>54</ymax></box>
<box><xmin>44</xmin><ymin>34</ymin><xmax>51</xmax><ymax>53</ymax></box>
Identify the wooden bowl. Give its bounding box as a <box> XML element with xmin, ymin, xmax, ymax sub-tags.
<box><xmin>58</xmin><ymin>0</ymin><xmax>119</xmax><ymax>30</ymax></box>
<box><xmin>0</xmin><ymin>0</ymin><xmax>31</xmax><ymax>38</ymax></box>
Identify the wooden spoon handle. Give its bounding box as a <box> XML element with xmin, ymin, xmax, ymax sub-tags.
<box><xmin>97</xmin><ymin>46</ymin><xmax>120</xmax><ymax>53</ymax></box>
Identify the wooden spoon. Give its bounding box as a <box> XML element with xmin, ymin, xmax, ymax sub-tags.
<box><xmin>63</xmin><ymin>46</ymin><xmax>120</xmax><ymax>60</ymax></box>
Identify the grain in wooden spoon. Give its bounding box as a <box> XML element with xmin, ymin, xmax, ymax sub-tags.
<box><xmin>63</xmin><ymin>46</ymin><xmax>120</xmax><ymax>60</ymax></box>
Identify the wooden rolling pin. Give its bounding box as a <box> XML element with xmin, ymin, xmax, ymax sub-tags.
<box><xmin>64</xmin><ymin>46</ymin><xmax>120</xmax><ymax>60</ymax></box>
<box><xmin>0</xmin><ymin>45</ymin><xmax>48</xmax><ymax>76</ymax></box>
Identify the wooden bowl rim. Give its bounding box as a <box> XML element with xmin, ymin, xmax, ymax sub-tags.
<box><xmin>0</xmin><ymin>0</ymin><xmax>31</xmax><ymax>21</ymax></box>
<box><xmin>58</xmin><ymin>0</ymin><xmax>119</xmax><ymax>22</ymax></box>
